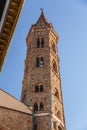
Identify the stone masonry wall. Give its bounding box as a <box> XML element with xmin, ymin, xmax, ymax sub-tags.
<box><xmin>0</xmin><ymin>107</ymin><xmax>32</xmax><ymax>130</ymax></box>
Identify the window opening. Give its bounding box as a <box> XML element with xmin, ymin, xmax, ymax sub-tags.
<box><xmin>35</xmin><ymin>85</ymin><xmax>39</xmax><ymax>92</ymax></box>
<box><xmin>34</xmin><ymin>103</ymin><xmax>38</xmax><ymax>111</ymax></box>
<box><xmin>36</xmin><ymin>57</ymin><xmax>39</xmax><ymax>67</ymax></box>
<box><xmin>40</xmin><ymin>102</ymin><xmax>44</xmax><ymax>110</ymax></box>
<box><xmin>37</xmin><ymin>38</ymin><xmax>44</xmax><ymax>48</ymax></box>
<box><xmin>41</xmin><ymin>38</ymin><xmax>44</xmax><ymax>48</ymax></box>
<box><xmin>40</xmin><ymin>85</ymin><xmax>43</xmax><ymax>92</ymax></box>
<box><xmin>34</xmin><ymin>124</ymin><xmax>37</xmax><ymax>130</ymax></box>
<box><xmin>40</xmin><ymin>57</ymin><xmax>44</xmax><ymax>67</ymax></box>
<box><xmin>37</xmin><ymin>38</ymin><xmax>40</xmax><ymax>48</ymax></box>
<box><xmin>35</xmin><ymin>84</ymin><xmax>44</xmax><ymax>92</ymax></box>
<box><xmin>36</xmin><ymin>57</ymin><xmax>44</xmax><ymax>67</ymax></box>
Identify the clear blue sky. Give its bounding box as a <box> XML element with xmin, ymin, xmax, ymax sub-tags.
<box><xmin>0</xmin><ymin>0</ymin><xmax>87</xmax><ymax>130</ymax></box>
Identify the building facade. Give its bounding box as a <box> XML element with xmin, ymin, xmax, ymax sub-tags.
<box><xmin>0</xmin><ymin>0</ymin><xmax>24</xmax><ymax>71</ymax></box>
<box><xmin>21</xmin><ymin>11</ymin><xmax>66</xmax><ymax>130</ymax></box>
<box><xmin>0</xmin><ymin>89</ymin><xmax>32</xmax><ymax>130</ymax></box>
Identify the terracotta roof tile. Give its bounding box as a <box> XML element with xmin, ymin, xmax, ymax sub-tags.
<box><xmin>0</xmin><ymin>89</ymin><xmax>32</xmax><ymax>114</ymax></box>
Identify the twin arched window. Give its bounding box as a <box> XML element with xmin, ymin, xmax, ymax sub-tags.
<box><xmin>34</xmin><ymin>102</ymin><xmax>44</xmax><ymax>111</ymax></box>
<box><xmin>35</xmin><ymin>84</ymin><xmax>44</xmax><ymax>92</ymax></box>
<box><xmin>37</xmin><ymin>38</ymin><xmax>44</xmax><ymax>48</ymax></box>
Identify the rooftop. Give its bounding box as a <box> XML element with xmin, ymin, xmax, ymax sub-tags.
<box><xmin>0</xmin><ymin>89</ymin><xmax>32</xmax><ymax>114</ymax></box>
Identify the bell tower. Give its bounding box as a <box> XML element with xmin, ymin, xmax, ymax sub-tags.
<box><xmin>21</xmin><ymin>11</ymin><xmax>66</xmax><ymax>130</ymax></box>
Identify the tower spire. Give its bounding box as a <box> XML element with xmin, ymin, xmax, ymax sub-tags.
<box><xmin>36</xmin><ymin>9</ymin><xmax>48</xmax><ymax>24</ymax></box>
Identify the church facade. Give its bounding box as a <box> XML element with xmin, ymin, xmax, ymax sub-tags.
<box><xmin>0</xmin><ymin>11</ymin><xmax>66</xmax><ymax>130</ymax></box>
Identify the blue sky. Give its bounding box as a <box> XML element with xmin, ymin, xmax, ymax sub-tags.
<box><xmin>0</xmin><ymin>0</ymin><xmax>87</xmax><ymax>130</ymax></box>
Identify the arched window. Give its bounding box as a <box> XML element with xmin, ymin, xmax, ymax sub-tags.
<box><xmin>37</xmin><ymin>38</ymin><xmax>44</xmax><ymax>48</ymax></box>
<box><xmin>57</xmin><ymin>111</ymin><xmax>61</xmax><ymax>119</ymax></box>
<box><xmin>37</xmin><ymin>38</ymin><xmax>40</xmax><ymax>48</ymax></box>
<box><xmin>35</xmin><ymin>84</ymin><xmax>44</xmax><ymax>92</ymax></box>
<box><xmin>35</xmin><ymin>85</ymin><xmax>39</xmax><ymax>92</ymax></box>
<box><xmin>54</xmin><ymin>88</ymin><xmax>59</xmax><ymax>99</ymax></box>
<box><xmin>41</xmin><ymin>38</ymin><xmax>44</xmax><ymax>48</ymax></box>
<box><xmin>36</xmin><ymin>57</ymin><xmax>44</xmax><ymax>67</ymax></box>
<box><xmin>40</xmin><ymin>102</ymin><xmax>44</xmax><ymax>110</ymax></box>
<box><xmin>34</xmin><ymin>103</ymin><xmax>38</xmax><ymax>111</ymax></box>
<box><xmin>53</xmin><ymin>60</ymin><xmax>57</xmax><ymax>73</ymax></box>
<box><xmin>40</xmin><ymin>85</ymin><xmax>43</xmax><ymax>92</ymax></box>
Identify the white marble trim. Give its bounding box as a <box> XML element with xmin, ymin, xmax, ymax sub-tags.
<box><xmin>52</xmin><ymin>114</ymin><xmax>64</xmax><ymax>127</ymax></box>
<box><xmin>34</xmin><ymin>113</ymin><xmax>49</xmax><ymax>117</ymax></box>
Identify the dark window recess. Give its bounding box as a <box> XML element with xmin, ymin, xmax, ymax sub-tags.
<box><xmin>36</xmin><ymin>57</ymin><xmax>39</xmax><ymax>67</ymax></box>
<box><xmin>40</xmin><ymin>85</ymin><xmax>43</xmax><ymax>92</ymax></box>
<box><xmin>37</xmin><ymin>38</ymin><xmax>40</xmax><ymax>48</ymax></box>
<box><xmin>34</xmin><ymin>103</ymin><xmax>38</xmax><ymax>111</ymax></box>
<box><xmin>41</xmin><ymin>38</ymin><xmax>44</xmax><ymax>48</ymax></box>
<box><xmin>0</xmin><ymin>0</ymin><xmax>6</xmax><ymax>21</ymax></box>
<box><xmin>37</xmin><ymin>38</ymin><xmax>44</xmax><ymax>48</ymax></box>
<box><xmin>40</xmin><ymin>102</ymin><xmax>44</xmax><ymax>110</ymax></box>
<box><xmin>35</xmin><ymin>85</ymin><xmax>39</xmax><ymax>92</ymax></box>
<box><xmin>34</xmin><ymin>124</ymin><xmax>37</xmax><ymax>130</ymax></box>
<box><xmin>35</xmin><ymin>84</ymin><xmax>44</xmax><ymax>92</ymax></box>
<box><xmin>36</xmin><ymin>57</ymin><xmax>44</xmax><ymax>67</ymax></box>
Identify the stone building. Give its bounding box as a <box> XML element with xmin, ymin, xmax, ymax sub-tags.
<box><xmin>0</xmin><ymin>89</ymin><xmax>32</xmax><ymax>130</ymax></box>
<box><xmin>21</xmin><ymin>11</ymin><xmax>66</xmax><ymax>130</ymax></box>
<box><xmin>0</xmin><ymin>11</ymin><xmax>66</xmax><ymax>130</ymax></box>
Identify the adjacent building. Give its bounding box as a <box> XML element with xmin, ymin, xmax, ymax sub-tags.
<box><xmin>0</xmin><ymin>0</ymin><xmax>24</xmax><ymax>71</ymax></box>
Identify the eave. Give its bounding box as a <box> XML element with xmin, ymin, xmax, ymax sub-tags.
<box><xmin>0</xmin><ymin>0</ymin><xmax>25</xmax><ymax>71</ymax></box>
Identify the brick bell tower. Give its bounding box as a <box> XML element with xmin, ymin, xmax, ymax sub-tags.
<box><xmin>21</xmin><ymin>10</ymin><xmax>66</xmax><ymax>130</ymax></box>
